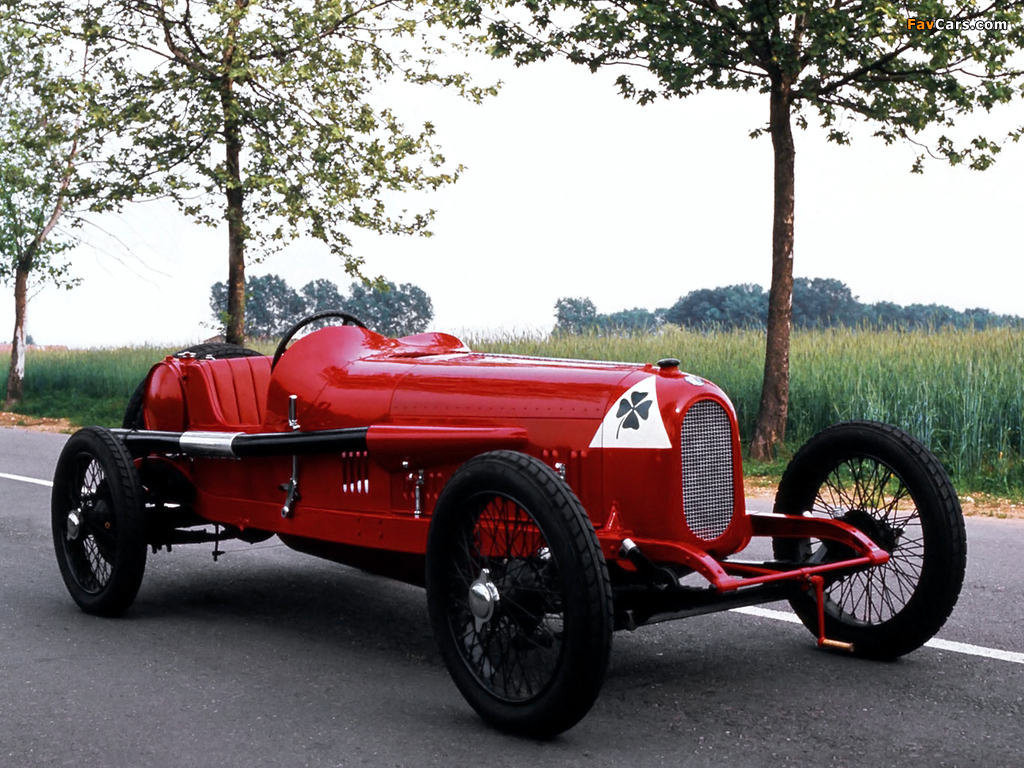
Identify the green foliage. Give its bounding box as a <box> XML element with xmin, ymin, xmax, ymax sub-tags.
<box><xmin>301</xmin><ymin>279</ymin><xmax>346</xmax><ymax>315</ymax></box>
<box><xmin>559</xmin><ymin>278</ymin><xmax>1024</xmax><ymax>333</ymax></box>
<box><xmin>0</xmin><ymin>13</ymin><xmax>87</xmax><ymax>288</ymax></box>
<box><xmin>481</xmin><ymin>0</ymin><xmax>1024</xmax><ymax>168</ymax></box>
<box><xmin>554</xmin><ymin>297</ymin><xmax>662</xmax><ymax>334</ymax></box>
<box><xmin>605</xmin><ymin>307</ymin><xmax>662</xmax><ymax>333</ymax></box>
<box><xmin>346</xmin><ymin>280</ymin><xmax>434</xmax><ymax>337</ymax></box>
<box><xmin>26</xmin><ymin>0</ymin><xmax>497</xmax><ymax>274</ymax></box>
<box><xmin>0</xmin><ymin>5</ymin><xmax>130</xmax><ymax>401</ymax></box>
<box><xmin>476</xmin><ymin>0</ymin><xmax>1024</xmax><ymax>455</ymax></box>
<box><xmin>211</xmin><ymin>274</ymin><xmax>305</xmax><ymax>339</ymax></box>
<box><xmin>664</xmin><ymin>284</ymin><xmax>768</xmax><ymax>329</ymax></box>
<box><xmin>554</xmin><ymin>297</ymin><xmax>598</xmax><ymax>333</ymax></box>
<box><xmin>792</xmin><ymin>278</ymin><xmax>861</xmax><ymax>328</ymax></box>
<box><xmin>210</xmin><ymin>274</ymin><xmax>434</xmax><ymax>338</ymax></box>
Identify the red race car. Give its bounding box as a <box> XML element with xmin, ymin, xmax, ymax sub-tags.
<box><xmin>50</xmin><ymin>311</ymin><xmax>967</xmax><ymax>737</ymax></box>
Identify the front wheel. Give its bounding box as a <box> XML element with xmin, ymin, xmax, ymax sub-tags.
<box><xmin>426</xmin><ymin>451</ymin><xmax>613</xmax><ymax>738</ymax></box>
<box><xmin>52</xmin><ymin>427</ymin><xmax>148</xmax><ymax>616</ymax></box>
<box><xmin>772</xmin><ymin>421</ymin><xmax>967</xmax><ymax>659</ymax></box>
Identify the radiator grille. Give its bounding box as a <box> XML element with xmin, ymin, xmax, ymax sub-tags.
<box><xmin>680</xmin><ymin>400</ymin><xmax>735</xmax><ymax>540</ymax></box>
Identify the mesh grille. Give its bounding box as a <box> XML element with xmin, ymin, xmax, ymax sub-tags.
<box><xmin>680</xmin><ymin>400</ymin><xmax>735</xmax><ymax>540</ymax></box>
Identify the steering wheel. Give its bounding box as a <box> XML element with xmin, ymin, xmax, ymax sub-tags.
<box><xmin>271</xmin><ymin>310</ymin><xmax>368</xmax><ymax>370</ymax></box>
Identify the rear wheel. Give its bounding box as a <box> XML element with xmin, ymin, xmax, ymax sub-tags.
<box><xmin>122</xmin><ymin>342</ymin><xmax>263</xmax><ymax>429</ymax></box>
<box><xmin>52</xmin><ymin>427</ymin><xmax>148</xmax><ymax>616</ymax></box>
<box><xmin>773</xmin><ymin>421</ymin><xmax>967</xmax><ymax>659</ymax></box>
<box><xmin>426</xmin><ymin>451</ymin><xmax>613</xmax><ymax>738</ymax></box>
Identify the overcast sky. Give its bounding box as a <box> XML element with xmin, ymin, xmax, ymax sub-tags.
<box><xmin>4</xmin><ymin>55</ymin><xmax>1023</xmax><ymax>348</ymax></box>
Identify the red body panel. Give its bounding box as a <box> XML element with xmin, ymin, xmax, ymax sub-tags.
<box><xmin>142</xmin><ymin>326</ymin><xmax>751</xmax><ymax>573</ymax></box>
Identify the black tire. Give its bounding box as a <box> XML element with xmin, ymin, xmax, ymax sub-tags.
<box><xmin>772</xmin><ymin>421</ymin><xmax>967</xmax><ymax>660</ymax></box>
<box><xmin>122</xmin><ymin>342</ymin><xmax>264</xmax><ymax>429</ymax></box>
<box><xmin>425</xmin><ymin>451</ymin><xmax>613</xmax><ymax>738</ymax></box>
<box><xmin>52</xmin><ymin>427</ymin><xmax>148</xmax><ymax>616</ymax></box>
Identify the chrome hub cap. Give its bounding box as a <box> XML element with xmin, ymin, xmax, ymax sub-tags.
<box><xmin>468</xmin><ymin>568</ymin><xmax>500</xmax><ymax>629</ymax></box>
<box><xmin>66</xmin><ymin>509</ymin><xmax>82</xmax><ymax>542</ymax></box>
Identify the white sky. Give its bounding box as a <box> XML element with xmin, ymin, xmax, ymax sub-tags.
<box><xmin>4</xmin><ymin>56</ymin><xmax>1023</xmax><ymax>348</ymax></box>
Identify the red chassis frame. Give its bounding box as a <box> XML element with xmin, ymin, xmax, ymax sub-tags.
<box><xmin>116</xmin><ymin>325</ymin><xmax>889</xmax><ymax>644</ymax></box>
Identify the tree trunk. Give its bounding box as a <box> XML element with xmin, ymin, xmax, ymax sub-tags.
<box><xmin>5</xmin><ymin>258</ymin><xmax>30</xmax><ymax>407</ymax></box>
<box><xmin>222</xmin><ymin>82</ymin><xmax>246</xmax><ymax>346</ymax></box>
<box><xmin>750</xmin><ymin>78</ymin><xmax>796</xmax><ymax>460</ymax></box>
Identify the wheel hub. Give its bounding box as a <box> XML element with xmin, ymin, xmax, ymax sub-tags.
<box><xmin>66</xmin><ymin>509</ymin><xmax>82</xmax><ymax>541</ymax></box>
<box><xmin>842</xmin><ymin>509</ymin><xmax>900</xmax><ymax>553</ymax></box>
<box><xmin>468</xmin><ymin>569</ymin><xmax>500</xmax><ymax>627</ymax></box>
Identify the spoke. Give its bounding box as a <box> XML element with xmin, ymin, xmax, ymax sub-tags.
<box><xmin>815</xmin><ymin>456</ymin><xmax>931</xmax><ymax>626</ymax></box>
<box><xmin>887</xmin><ymin>559</ymin><xmax>922</xmax><ymax>595</ymax></box>
<box><xmin>61</xmin><ymin>456</ymin><xmax>118</xmax><ymax>593</ymax></box>
<box><xmin>823</xmin><ymin>456</ymin><xmax>937</xmax><ymax>626</ymax></box>
<box><xmin>880</xmin><ymin>481</ymin><xmax>910</xmax><ymax>519</ymax></box>
<box><xmin>879</xmin><ymin>575</ymin><xmax>902</xmax><ymax>618</ymax></box>
<box><xmin>872</xmin><ymin>466</ymin><xmax>894</xmax><ymax>514</ymax></box>
<box><xmin>446</xmin><ymin>493</ymin><xmax>565</xmax><ymax>703</ymax></box>
<box><xmin>882</xmin><ymin>567</ymin><xmax>911</xmax><ymax>610</ymax></box>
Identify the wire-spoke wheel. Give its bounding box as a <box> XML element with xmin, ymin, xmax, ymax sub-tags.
<box><xmin>52</xmin><ymin>427</ymin><xmax>148</xmax><ymax>616</ymax></box>
<box><xmin>426</xmin><ymin>451</ymin><xmax>612</xmax><ymax>738</ymax></box>
<box><xmin>773</xmin><ymin>421</ymin><xmax>966</xmax><ymax>659</ymax></box>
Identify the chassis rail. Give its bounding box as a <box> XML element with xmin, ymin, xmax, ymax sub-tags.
<box><xmin>114</xmin><ymin>426</ymin><xmax>892</xmax><ymax>647</ymax></box>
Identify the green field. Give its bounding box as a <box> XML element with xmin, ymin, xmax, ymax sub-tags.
<box><xmin>3</xmin><ymin>327</ymin><xmax>1022</xmax><ymax>496</ymax></box>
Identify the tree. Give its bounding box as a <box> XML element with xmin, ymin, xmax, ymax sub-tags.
<box><xmin>664</xmin><ymin>284</ymin><xmax>767</xmax><ymax>328</ymax></box>
<box><xmin>39</xmin><ymin>0</ymin><xmax>493</xmax><ymax>345</ymax></box>
<box><xmin>210</xmin><ymin>274</ymin><xmax>434</xmax><ymax>338</ymax></box>
<box><xmin>605</xmin><ymin>306</ymin><xmax>661</xmax><ymax>333</ymax></box>
<box><xmin>0</xmin><ymin>10</ymin><xmax>111</xmax><ymax>405</ymax></box>
<box><xmin>345</xmin><ymin>280</ymin><xmax>434</xmax><ymax>337</ymax></box>
<box><xmin>553</xmin><ymin>297</ymin><xmax>599</xmax><ymax>333</ymax></box>
<box><xmin>210</xmin><ymin>273</ymin><xmax>305</xmax><ymax>339</ymax></box>
<box><xmin>553</xmin><ymin>298</ymin><xmax>664</xmax><ymax>335</ymax></box>
<box><xmin>905</xmin><ymin>303</ymin><xmax>961</xmax><ymax>329</ymax></box>
<box><xmin>553</xmin><ymin>279</ymin><xmax>1023</xmax><ymax>335</ymax></box>
<box><xmin>475</xmin><ymin>0</ymin><xmax>1024</xmax><ymax>457</ymax></box>
<box><xmin>301</xmin><ymin>279</ymin><xmax>346</xmax><ymax>315</ymax></box>
<box><xmin>864</xmin><ymin>300</ymin><xmax>906</xmax><ymax>329</ymax></box>
<box><xmin>792</xmin><ymin>277</ymin><xmax>860</xmax><ymax>328</ymax></box>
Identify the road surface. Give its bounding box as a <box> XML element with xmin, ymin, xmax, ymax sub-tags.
<box><xmin>2</xmin><ymin>427</ymin><xmax>1022</xmax><ymax>767</ymax></box>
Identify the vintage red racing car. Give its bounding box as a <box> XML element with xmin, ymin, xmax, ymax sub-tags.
<box><xmin>50</xmin><ymin>311</ymin><xmax>968</xmax><ymax>737</ymax></box>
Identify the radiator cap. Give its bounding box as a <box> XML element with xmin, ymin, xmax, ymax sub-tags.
<box><xmin>656</xmin><ymin>357</ymin><xmax>680</xmax><ymax>370</ymax></box>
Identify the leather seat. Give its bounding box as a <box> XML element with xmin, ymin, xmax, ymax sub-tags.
<box><xmin>183</xmin><ymin>356</ymin><xmax>272</xmax><ymax>430</ymax></box>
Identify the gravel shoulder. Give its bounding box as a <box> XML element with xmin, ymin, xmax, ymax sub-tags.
<box><xmin>744</xmin><ymin>476</ymin><xmax>1024</xmax><ymax>520</ymax></box>
<box><xmin>0</xmin><ymin>411</ymin><xmax>76</xmax><ymax>433</ymax></box>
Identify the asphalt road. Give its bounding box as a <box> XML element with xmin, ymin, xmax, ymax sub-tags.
<box><xmin>2</xmin><ymin>427</ymin><xmax>1023</xmax><ymax>767</ymax></box>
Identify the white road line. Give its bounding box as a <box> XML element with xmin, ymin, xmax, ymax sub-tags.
<box><xmin>732</xmin><ymin>605</ymin><xmax>1024</xmax><ymax>665</ymax></box>
<box><xmin>924</xmin><ymin>639</ymin><xmax>1024</xmax><ymax>665</ymax></box>
<box><xmin>0</xmin><ymin>472</ymin><xmax>53</xmax><ymax>488</ymax></box>
<box><xmin>732</xmin><ymin>606</ymin><xmax>802</xmax><ymax>623</ymax></box>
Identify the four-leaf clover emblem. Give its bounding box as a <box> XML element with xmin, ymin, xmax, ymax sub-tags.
<box><xmin>616</xmin><ymin>391</ymin><xmax>651</xmax><ymax>438</ymax></box>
